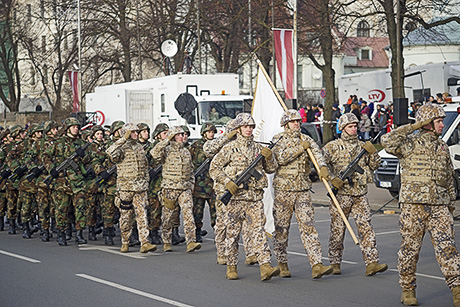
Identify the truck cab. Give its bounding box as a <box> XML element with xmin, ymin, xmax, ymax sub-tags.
<box><xmin>374</xmin><ymin>103</ymin><xmax>460</xmax><ymax>197</ymax></box>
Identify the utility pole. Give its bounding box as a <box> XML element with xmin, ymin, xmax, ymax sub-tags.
<box><xmin>249</xmin><ymin>0</ymin><xmax>253</xmax><ymax>96</ymax></box>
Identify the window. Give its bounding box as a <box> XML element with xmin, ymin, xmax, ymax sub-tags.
<box><xmin>297</xmin><ymin>64</ymin><xmax>303</xmax><ymax>88</ymax></box>
<box><xmin>40</xmin><ymin>0</ymin><xmax>45</xmax><ymax>18</ymax></box>
<box><xmin>42</xmin><ymin>36</ymin><xmax>46</xmax><ymax>53</ymax></box>
<box><xmin>27</xmin><ymin>4</ymin><xmax>32</xmax><ymax>21</ymax></box>
<box><xmin>30</xmin><ymin>67</ymin><xmax>35</xmax><ymax>86</ymax></box>
<box><xmin>43</xmin><ymin>65</ymin><xmax>48</xmax><ymax>84</ymax></box>
<box><xmin>357</xmin><ymin>20</ymin><xmax>370</xmax><ymax>37</ymax></box>
<box><xmin>161</xmin><ymin>94</ymin><xmax>165</xmax><ymax>112</ymax></box>
<box><xmin>360</xmin><ymin>48</ymin><xmax>372</xmax><ymax>61</ymax></box>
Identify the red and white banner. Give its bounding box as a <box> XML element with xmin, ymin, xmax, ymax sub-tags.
<box><xmin>273</xmin><ymin>29</ymin><xmax>294</xmax><ymax>100</ymax></box>
<box><xmin>68</xmin><ymin>71</ymin><xmax>80</xmax><ymax>113</ymax></box>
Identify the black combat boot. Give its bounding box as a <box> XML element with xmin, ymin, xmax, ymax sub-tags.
<box><xmin>88</xmin><ymin>226</ymin><xmax>97</xmax><ymax>241</ymax></box>
<box><xmin>41</xmin><ymin>229</ymin><xmax>50</xmax><ymax>242</ymax></box>
<box><xmin>0</xmin><ymin>216</ymin><xmax>4</xmax><ymax>231</ymax></box>
<box><xmin>75</xmin><ymin>229</ymin><xmax>87</xmax><ymax>245</ymax></box>
<box><xmin>129</xmin><ymin>227</ymin><xmax>140</xmax><ymax>247</ymax></box>
<box><xmin>50</xmin><ymin>218</ymin><xmax>57</xmax><ymax>233</ymax></box>
<box><xmin>22</xmin><ymin>222</ymin><xmax>32</xmax><ymax>239</ymax></box>
<box><xmin>150</xmin><ymin>229</ymin><xmax>162</xmax><ymax>245</ymax></box>
<box><xmin>65</xmin><ymin>228</ymin><xmax>72</xmax><ymax>241</ymax></box>
<box><xmin>195</xmin><ymin>228</ymin><xmax>203</xmax><ymax>243</ymax></box>
<box><xmin>172</xmin><ymin>227</ymin><xmax>185</xmax><ymax>245</ymax></box>
<box><xmin>31</xmin><ymin>222</ymin><xmax>40</xmax><ymax>234</ymax></box>
<box><xmin>8</xmin><ymin>219</ymin><xmax>16</xmax><ymax>234</ymax></box>
<box><xmin>104</xmin><ymin>227</ymin><xmax>114</xmax><ymax>245</ymax></box>
<box><xmin>57</xmin><ymin>230</ymin><xmax>67</xmax><ymax>246</ymax></box>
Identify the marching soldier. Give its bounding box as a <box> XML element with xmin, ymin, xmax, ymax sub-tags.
<box><xmin>209</xmin><ymin>113</ymin><xmax>280</xmax><ymax>281</ymax></box>
<box><xmin>381</xmin><ymin>103</ymin><xmax>460</xmax><ymax>306</ymax></box>
<box><xmin>106</xmin><ymin>123</ymin><xmax>157</xmax><ymax>253</ymax></box>
<box><xmin>271</xmin><ymin>109</ymin><xmax>333</xmax><ymax>279</ymax></box>
<box><xmin>150</xmin><ymin>126</ymin><xmax>201</xmax><ymax>253</ymax></box>
<box><xmin>323</xmin><ymin>113</ymin><xmax>387</xmax><ymax>276</ymax></box>
<box><xmin>0</xmin><ymin>129</ymin><xmax>11</xmax><ymax>231</ymax></box>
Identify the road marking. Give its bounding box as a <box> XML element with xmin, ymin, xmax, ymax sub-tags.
<box><xmin>388</xmin><ymin>269</ymin><xmax>444</xmax><ymax>281</ymax></box>
<box><xmin>76</xmin><ymin>274</ymin><xmax>194</xmax><ymax>307</ymax></box>
<box><xmin>78</xmin><ymin>246</ymin><xmax>150</xmax><ymax>259</ymax></box>
<box><xmin>375</xmin><ymin>230</ymin><xmax>400</xmax><ymax>236</ymax></box>
<box><xmin>0</xmin><ymin>249</ymin><xmax>41</xmax><ymax>263</ymax></box>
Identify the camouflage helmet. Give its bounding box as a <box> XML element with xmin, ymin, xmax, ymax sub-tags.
<box><xmin>119</xmin><ymin>123</ymin><xmax>139</xmax><ymax>137</ymax></box>
<box><xmin>137</xmin><ymin>122</ymin><xmax>150</xmax><ymax>133</ymax></box>
<box><xmin>200</xmin><ymin>122</ymin><xmax>217</xmax><ymax>136</ymax></box>
<box><xmin>153</xmin><ymin>123</ymin><xmax>169</xmax><ymax>138</ymax></box>
<box><xmin>27</xmin><ymin>123</ymin><xmax>40</xmax><ymax>136</ymax></box>
<box><xmin>233</xmin><ymin>113</ymin><xmax>256</xmax><ymax>128</ymax></box>
<box><xmin>167</xmin><ymin>126</ymin><xmax>185</xmax><ymax>140</ymax></box>
<box><xmin>63</xmin><ymin>117</ymin><xmax>81</xmax><ymax>131</ymax></box>
<box><xmin>90</xmin><ymin>125</ymin><xmax>104</xmax><ymax>138</ymax></box>
<box><xmin>110</xmin><ymin>120</ymin><xmax>125</xmax><ymax>134</ymax></box>
<box><xmin>10</xmin><ymin>125</ymin><xmax>24</xmax><ymax>138</ymax></box>
<box><xmin>81</xmin><ymin>129</ymin><xmax>91</xmax><ymax>140</ymax></box>
<box><xmin>280</xmin><ymin>109</ymin><xmax>302</xmax><ymax>127</ymax></box>
<box><xmin>0</xmin><ymin>129</ymin><xmax>10</xmax><ymax>140</ymax></box>
<box><xmin>181</xmin><ymin>125</ymin><xmax>190</xmax><ymax>136</ymax></box>
<box><xmin>225</xmin><ymin>119</ymin><xmax>237</xmax><ymax>133</ymax></box>
<box><xmin>338</xmin><ymin>113</ymin><xmax>359</xmax><ymax>131</ymax></box>
<box><xmin>416</xmin><ymin>102</ymin><xmax>446</xmax><ymax>123</ymax></box>
<box><xmin>43</xmin><ymin>120</ymin><xmax>58</xmax><ymax>134</ymax></box>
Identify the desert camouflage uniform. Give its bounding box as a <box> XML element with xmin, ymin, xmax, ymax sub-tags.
<box><xmin>382</xmin><ymin>123</ymin><xmax>460</xmax><ymax>291</ymax></box>
<box><xmin>323</xmin><ymin>131</ymin><xmax>381</xmax><ymax>266</ymax></box>
<box><xmin>106</xmin><ymin>131</ymin><xmax>150</xmax><ymax>246</ymax></box>
<box><xmin>209</xmin><ymin>133</ymin><xmax>278</xmax><ymax>266</ymax></box>
<box><xmin>272</xmin><ymin>128</ymin><xmax>326</xmax><ymax>267</ymax></box>
<box><xmin>102</xmin><ymin>135</ymin><xmax>121</xmax><ymax>229</ymax></box>
<box><xmin>150</xmin><ymin>131</ymin><xmax>197</xmax><ymax>244</ymax></box>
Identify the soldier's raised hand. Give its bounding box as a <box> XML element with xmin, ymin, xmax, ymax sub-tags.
<box><xmin>362</xmin><ymin>141</ymin><xmax>377</xmax><ymax>154</ymax></box>
<box><xmin>226</xmin><ymin>130</ymin><xmax>238</xmax><ymax>140</ymax></box>
<box><xmin>411</xmin><ymin>118</ymin><xmax>432</xmax><ymax>131</ymax></box>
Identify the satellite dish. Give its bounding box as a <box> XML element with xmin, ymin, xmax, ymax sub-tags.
<box><xmin>161</xmin><ymin>40</ymin><xmax>178</xmax><ymax>57</ymax></box>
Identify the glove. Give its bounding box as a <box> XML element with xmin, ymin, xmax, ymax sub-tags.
<box><xmin>75</xmin><ymin>146</ymin><xmax>86</xmax><ymax>157</ymax></box>
<box><xmin>318</xmin><ymin>166</ymin><xmax>330</xmax><ymax>181</ymax></box>
<box><xmin>167</xmin><ymin>133</ymin><xmax>175</xmax><ymax>141</ymax></box>
<box><xmin>162</xmin><ymin>195</ymin><xmax>176</xmax><ymax>210</ymax></box>
<box><xmin>226</xmin><ymin>130</ymin><xmax>237</xmax><ymax>140</ymax></box>
<box><xmin>225</xmin><ymin>181</ymin><xmax>238</xmax><ymax>195</ymax></box>
<box><xmin>331</xmin><ymin>177</ymin><xmax>344</xmax><ymax>189</ymax></box>
<box><xmin>50</xmin><ymin>168</ymin><xmax>59</xmax><ymax>178</ymax></box>
<box><xmin>300</xmin><ymin>139</ymin><xmax>311</xmax><ymax>150</ymax></box>
<box><xmin>362</xmin><ymin>141</ymin><xmax>377</xmax><ymax>154</ymax></box>
<box><xmin>411</xmin><ymin>118</ymin><xmax>432</xmax><ymax>131</ymax></box>
<box><xmin>99</xmin><ymin>170</ymin><xmax>110</xmax><ymax>180</ymax></box>
<box><xmin>123</xmin><ymin>130</ymin><xmax>131</xmax><ymax>140</ymax></box>
<box><xmin>261</xmin><ymin>147</ymin><xmax>273</xmax><ymax>161</ymax></box>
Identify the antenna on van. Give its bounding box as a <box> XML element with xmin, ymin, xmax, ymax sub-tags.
<box><xmin>161</xmin><ymin>40</ymin><xmax>178</xmax><ymax>76</ymax></box>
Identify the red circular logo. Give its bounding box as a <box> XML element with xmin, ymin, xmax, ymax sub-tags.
<box><xmin>367</xmin><ymin>89</ymin><xmax>386</xmax><ymax>103</ymax></box>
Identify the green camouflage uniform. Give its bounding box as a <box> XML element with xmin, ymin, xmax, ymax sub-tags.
<box><xmin>6</xmin><ymin>139</ymin><xmax>25</xmax><ymax>221</ymax></box>
<box><xmin>0</xmin><ymin>140</ymin><xmax>9</xmax><ymax>224</ymax></box>
<box><xmin>37</xmin><ymin>133</ymin><xmax>56</xmax><ymax>231</ymax></box>
<box><xmin>19</xmin><ymin>135</ymin><xmax>40</xmax><ymax>224</ymax></box>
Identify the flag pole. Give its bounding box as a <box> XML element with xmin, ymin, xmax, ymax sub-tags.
<box><xmin>293</xmin><ymin>0</ymin><xmax>298</xmax><ymax>105</ymax></box>
<box><xmin>253</xmin><ymin>55</ymin><xmax>359</xmax><ymax>245</ymax></box>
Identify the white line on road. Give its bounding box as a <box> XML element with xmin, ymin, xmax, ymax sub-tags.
<box><xmin>78</xmin><ymin>246</ymin><xmax>148</xmax><ymax>259</ymax></box>
<box><xmin>388</xmin><ymin>269</ymin><xmax>445</xmax><ymax>281</ymax></box>
<box><xmin>375</xmin><ymin>230</ymin><xmax>400</xmax><ymax>236</ymax></box>
<box><xmin>0</xmin><ymin>249</ymin><xmax>41</xmax><ymax>263</ymax></box>
<box><xmin>76</xmin><ymin>274</ymin><xmax>194</xmax><ymax>307</ymax></box>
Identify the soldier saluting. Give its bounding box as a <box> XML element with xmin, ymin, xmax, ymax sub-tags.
<box><xmin>381</xmin><ymin>103</ymin><xmax>460</xmax><ymax>306</ymax></box>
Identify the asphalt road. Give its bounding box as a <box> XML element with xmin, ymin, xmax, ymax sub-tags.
<box><xmin>0</xmin><ymin>184</ymin><xmax>457</xmax><ymax>307</ymax></box>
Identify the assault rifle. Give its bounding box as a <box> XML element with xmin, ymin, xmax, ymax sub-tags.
<box><xmin>220</xmin><ymin>137</ymin><xmax>282</xmax><ymax>206</ymax></box>
<box><xmin>149</xmin><ymin>164</ymin><xmax>162</xmax><ymax>183</ymax></box>
<box><xmin>25</xmin><ymin>165</ymin><xmax>45</xmax><ymax>182</ymax></box>
<box><xmin>83</xmin><ymin>165</ymin><xmax>96</xmax><ymax>180</ymax></box>
<box><xmin>193</xmin><ymin>158</ymin><xmax>211</xmax><ymax>179</ymax></box>
<box><xmin>9</xmin><ymin>165</ymin><xmax>28</xmax><ymax>182</ymax></box>
<box><xmin>0</xmin><ymin>168</ymin><xmax>12</xmax><ymax>185</ymax></box>
<box><xmin>43</xmin><ymin>142</ymin><xmax>91</xmax><ymax>186</ymax></box>
<box><xmin>95</xmin><ymin>164</ymin><xmax>117</xmax><ymax>187</ymax></box>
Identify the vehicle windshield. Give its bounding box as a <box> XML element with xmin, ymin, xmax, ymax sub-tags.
<box><xmin>198</xmin><ymin>100</ymin><xmax>244</xmax><ymax>125</ymax></box>
<box><xmin>442</xmin><ymin>111</ymin><xmax>457</xmax><ymax>137</ymax></box>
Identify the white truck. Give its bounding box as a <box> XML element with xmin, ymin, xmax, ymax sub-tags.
<box><xmin>86</xmin><ymin>73</ymin><xmax>252</xmax><ymax>140</ymax></box>
<box><xmin>338</xmin><ymin>62</ymin><xmax>460</xmax><ymax>105</ymax></box>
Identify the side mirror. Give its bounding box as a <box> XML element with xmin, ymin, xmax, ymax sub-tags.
<box><xmin>455</xmin><ymin>154</ymin><xmax>460</xmax><ymax>161</ymax></box>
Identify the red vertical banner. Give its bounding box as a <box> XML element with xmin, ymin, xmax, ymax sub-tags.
<box><xmin>273</xmin><ymin>29</ymin><xmax>294</xmax><ymax>100</ymax></box>
<box><xmin>68</xmin><ymin>71</ymin><xmax>80</xmax><ymax>112</ymax></box>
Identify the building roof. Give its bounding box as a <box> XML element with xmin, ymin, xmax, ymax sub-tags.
<box><xmin>403</xmin><ymin>18</ymin><xmax>460</xmax><ymax>47</ymax></box>
<box><xmin>343</xmin><ymin>37</ymin><xmax>390</xmax><ymax>68</ymax></box>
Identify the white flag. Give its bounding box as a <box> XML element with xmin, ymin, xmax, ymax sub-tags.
<box><xmin>252</xmin><ymin>67</ymin><xmax>285</xmax><ymax>235</ymax></box>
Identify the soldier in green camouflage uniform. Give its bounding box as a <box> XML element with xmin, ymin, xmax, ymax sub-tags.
<box><xmin>381</xmin><ymin>102</ymin><xmax>460</xmax><ymax>306</ymax></box>
<box><xmin>209</xmin><ymin>113</ymin><xmax>280</xmax><ymax>281</ymax></box>
<box><xmin>0</xmin><ymin>129</ymin><xmax>12</xmax><ymax>231</ymax></box>
<box><xmin>151</xmin><ymin>126</ymin><xmax>201</xmax><ymax>253</ymax></box>
<box><xmin>272</xmin><ymin>109</ymin><xmax>333</xmax><ymax>279</ymax></box>
<box><xmin>323</xmin><ymin>113</ymin><xmax>387</xmax><ymax>276</ymax></box>
<box><xmin>5</xmin><ymin>125</ymin><xmax>26</xmax><ymax>234</ymax></box>
<box><xmin>106</xmin><ymin>123</ymin><xmax>157</xmax><ymax>254</ymax></box>
<box><xmin>189</xmin><ymin>123</ymin><xmax>217</xmax><ymax>243</ymax></box>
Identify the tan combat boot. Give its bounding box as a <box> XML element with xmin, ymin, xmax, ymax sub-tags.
<box><xmin>226</xmin><ymin>265</ymin><xmax>238</xmax><ymax>280</ymax></box>
<box><xmin>278</xmin><ymin>262</ymin><xmax>291</xmax><ymax>278</ymax></box>
<box><xmin>452</xmin><ymin>286</ymin><xmax>460</xmax><ymax>307</ymax></box>
<box><xmin>245</xmin><ymin>255</ymin><xmax>258</xmax><ymax>265</ymax></box>
<box><xmin>260</xmin><ymin>263</ymin><xmax>280</xmax><ymax>281</ymax></box>
<box><xmin>186</xmin><ymin>242</ymin><xmax>202</xmax><ymax>252</ymax></box>
<box><xmin>365</xmin><ymin>262</ymin><xmax>388</xmax><ymax>276</ymax></box>
<box><xmin>120</xmin><ymin>243</ymin><xmax>129</xmax><ymax>253</ymax></box>
<box><xmin>217</xmin><ymin>256</ymin><xmax>227</xmax><ymax>265</ymax></box>
<box><xmin>312</xmin><ymin>263</ymin><xmax>333</xmax><ymax>279</ymax></box>
<box><xmin>163</xmin><ymin>243</ymin><xmax>172</xmax><ymax>252</ymax></box>
<box><xmin>400</xmin><ymin>289</ymin><xmax>418</xmax><ymax>306</ymax></box>
<box><xmin>331</xmin><ymin>264</ymin><xmax>341</xmax><ymax>275</ymax></box>
<box><xmin>140</xmin><ymin>242</ymin><xmax>157</xmax><ymax>253</ymax></box>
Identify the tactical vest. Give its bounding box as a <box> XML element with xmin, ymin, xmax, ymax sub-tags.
<box><xmin>162</xmin><ymin>144</ymin><xmax>192</xmax><ymax>181</ymax></box>
<box><xmin>117</xmin><ymin>142</ymin><xmax>147</xmax><ymax>181</ymax></box>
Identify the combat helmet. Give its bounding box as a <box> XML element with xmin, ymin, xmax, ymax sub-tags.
<box><xmin>63</xmin><ymin>117</ymin><xmax>81</xmax><ymax>131</ymax></box>
<box><xmin>416</xmin><ymin>102</ymin><xmax>446</xmax><ymax>123</ymax></box>
<box><xmin>200</xmin><ymin>122</ymin><xmax>217</xmax><ymax>136</ymax></box>
<box><xmin>167</xmin><ymin>126</ymin><xmax>185</xmax><ymax>140</ymax></box>
<box><xmin>43</xmin><ymin>120</ymin><xmax>58</xmax><ymax>134</ymax></box>
<box><xmin>153</xmin><ymin>123</ymin><xmax>169</xmax><ymax>139</ymax></box>
<box><xmin>0</xmin><ymin>129</ymin><xmax>10</xmax><ymax>140</ymax></box>
<box><xmin>280</xmin><ymin>109</ymin><xmax>302</xmax><ymax>127</ymax></box>
<box><xmin>181</xmin><ymin>125</ymin><xmax>190</xmax><ymax>136</ymax></box>
<box><xmin>233</xmin><ymin>113</ymin><xmax>256</xmax><ymax>128</ymax></box>
<box><xmin>137</xmin><ymin>122</ymin><xmax>150</xmax><ymax>133</ymax></box>
<box><xmin>338</xmin><ymin>113</ymin><xmax>359</xmax><ymax>131</ymax></box>
<box><xmin>110</xmin><ymin>120</ymin><xmax>125</xmax><ymax>135</ymax></box>
<box><xmin>10</xmin><ymin>125</ymin><xmax>24</xmax><ymax>138</ymax></box>
<box><xmin>90</xmin><ymin>125</ymin><xmax>104</xmax><ymax>139</ymax></box>
<box><xmin>81</xmin><ymin>129</ymin><xmax>91</xmax><ymax>141</ymax></box>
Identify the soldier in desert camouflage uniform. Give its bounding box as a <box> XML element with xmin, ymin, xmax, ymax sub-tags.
<box><xmin>323</xmin><ymin>113</ymin><xmax>387</xmax><ymax>276</ymax></box>
<box><xmin>106</xmin><ymin>123</ymin><xmax>157</xmax><ymax>254</ymax></box>
<box><xmin>209</xmin><ymin>113</ymin><xmax>280</xmax><ymax>281</ymax></box>
<box><xmin>381</xmin><ymin>102</ymin><xmax>460</xmax><ymax>306</ymax></box>
<box><xmin>0</xmin><ymin>129</ymin><xmax>11</xmax><ymax>231</ymax></box>
<box><xmin>189</xmin><ymin>123</ymin><xmax>217</xmax><ymax>243</ymax></box>
<box><xmin>150</xmin><ymin>126</ymin><xmax>201</xmax><ymax>253</ymax></box>
<box><xmin>272</xmin><ymin>109</ymin><xmax>333</xmax><ymax>279</ymax></box>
